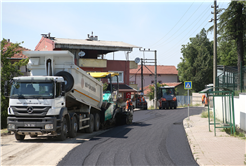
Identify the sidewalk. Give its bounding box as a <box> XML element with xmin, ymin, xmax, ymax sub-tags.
<box><xmin>183</xmin><ymin>114</ymin><xmax>245</xmax><ymax>166</ymax></box>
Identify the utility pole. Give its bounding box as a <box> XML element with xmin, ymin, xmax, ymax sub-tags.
<box><xmin>209</xmin><ymin>0</ymin><xmax>218</xmax><ymax>88</ymax></box>
<box><xmin>141</xmin><ymin>58</ymin><xmax>143</xmax><ymax>93</ymax></box>
<box><xmin>154</xmin><ymin>50</ymin><xmax>157</xmax><ymax>109</ymax></box>
<box><xmin>139</xmin><ymin>48</ymin><xmax>157</xmax><ymax>109</ymax></box>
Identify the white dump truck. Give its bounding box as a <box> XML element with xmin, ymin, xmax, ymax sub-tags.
<box><xmin>5</xmin><ymin>51</ymin><xmax>133</xmax><ymax>141</ymax></box>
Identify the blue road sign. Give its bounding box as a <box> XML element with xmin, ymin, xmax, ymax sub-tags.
<box><xmin>184</xmin><ymin>81</ymin><xmax>192</xmax><ymax>90</ymax></box>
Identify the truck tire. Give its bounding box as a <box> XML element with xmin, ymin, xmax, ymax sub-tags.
<box><xmin>55</xmin><ymin>71</ymin><xmax>74</xmax><ymax>92</ymax></box>
<box><xmin>57</xmin><ymin>118</ymin><xmax>68</xmax><ymax>141</ymax></box>
<box><xmin>94</xmin><ymin>113</ymin><xmax>100</xmax><ymax>131</ymax></box>
<box><xmin>174</xmin><ymin>106</ymin><xmax>177</xmax><ymax>109</ymax></box>
<box><xmin>68</xmin><ymin>115</ymin><xmax>78</xmax><ymax>138</ymax></box>
<box><xmin>15</xmin><ymin>133</ymin><xmax>25</xmax><ymax>141</ymax></box>
<box><xmin>86</xmin><ymin>114</ymin><xmax>94</xmax><ymax>133</ymax></box>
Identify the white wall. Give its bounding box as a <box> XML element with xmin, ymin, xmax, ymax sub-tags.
<box><xmin>214</xmin><ymin>94</ymin><xmax>246</xmax><ymax>131</ymax></box>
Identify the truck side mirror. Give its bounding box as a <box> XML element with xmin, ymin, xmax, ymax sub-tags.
<box><xmin>4</xmin><ymin>81</ymin><xmax>8</xmax><ymax>97</ymax></box>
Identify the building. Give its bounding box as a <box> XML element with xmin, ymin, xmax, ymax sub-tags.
<box><xmin>129</xmin><ymin>65</ymin><xmax>179</xmax><ymax>90</ymax></box>
<box><xmin>2</xmin><ymin>39</ymin><xmax>31</xmax><ymax>76</ymax></box>
<box><xmin>35</xmin><ymin>33</ymin><xmax>140</xmax><ymax>99</ymax></box>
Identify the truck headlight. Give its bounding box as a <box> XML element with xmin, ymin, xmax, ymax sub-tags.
<box><xmin>8</xmin><ymin>107</ymin><xmax>14</xmax><ymax>115</ymax></box>
<box><xmin>45</xmin><ymin>124</ymin><xmax>53</xmax><ymax>129</ymax></box>
<box><xmin>8</xmin><ymin>124</ymin><xmax>15</xmax><ymax>130</ymax></box>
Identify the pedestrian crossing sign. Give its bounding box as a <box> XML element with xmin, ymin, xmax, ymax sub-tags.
<box><xmin>184</xmin><ymin>81</ymin><xmax>192</xmax><ymax>90</ymax></box>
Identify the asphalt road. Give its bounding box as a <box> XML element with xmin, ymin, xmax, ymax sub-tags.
<box><xmin>58</xmin><ymin>107</ymin><xmax>203</xmax><ymax>166</ymax></box>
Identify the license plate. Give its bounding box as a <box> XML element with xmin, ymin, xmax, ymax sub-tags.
<box><xmin>24</xmin><ymin>123</ymin><xmax>35</xmax><ymax>127</ymax></box>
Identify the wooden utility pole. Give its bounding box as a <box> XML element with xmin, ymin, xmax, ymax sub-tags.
<box><xmin>213</xmin><ymin>0</ymin><xmax>218</xmax><ymax>88</ymax></box>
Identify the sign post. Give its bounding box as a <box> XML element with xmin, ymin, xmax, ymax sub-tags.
<box><xmin>184</xmin><ymin>81</ymin><xmax>192</xmax><ymax>120</ymax></box>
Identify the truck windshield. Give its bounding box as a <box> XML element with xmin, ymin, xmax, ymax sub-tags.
<box><xmin>10</xmin><ymin>82</ymin><xmax>54</xmax><ymax>99</ymax></box>
<box><xmin>162</xmin><ymin>88</ymin><xmax>175</xmax><ymax>96</ymax></box>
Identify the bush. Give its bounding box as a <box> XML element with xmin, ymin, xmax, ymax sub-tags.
<box><xmin>201</xmin><ymin>110</ymin><xmax>214</xmax><ymax>118</ymax></box>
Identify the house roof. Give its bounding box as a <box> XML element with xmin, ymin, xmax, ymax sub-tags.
<box><xmin>51</xmin><ymin>38</ymin><xmax>140</xmax><ymax>52</ymax></box>
<box><xmin>130</xmin><ymin>65</ymin><xmax>178</xmax><ymax>75</ymax></box>
<box><xmin>142</xmin><ymin>82</ymin><xmax>183</xmax><ymax>95</ymax></box>
<box><xmin>3</xmin><ymin>41</ymin><xmax>31</xmax><ymax>59</ymax></box>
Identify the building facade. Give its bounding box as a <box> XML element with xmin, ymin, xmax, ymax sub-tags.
<box><xmin>129</xmin><ymin>65</ymin><xmax>179</xmax><ymax>90</ymax></box>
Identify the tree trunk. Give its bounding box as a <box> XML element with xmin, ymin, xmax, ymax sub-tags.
<box><xmin>236</xmin><ymin>3</ymin><xmax>244</xmax><ymax>91</ymax></box>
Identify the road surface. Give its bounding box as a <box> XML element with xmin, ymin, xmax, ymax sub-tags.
<box><xmin>58</xmin><ymin>107</ymin><xmax>203</xmax><ymax>166</ymax></box>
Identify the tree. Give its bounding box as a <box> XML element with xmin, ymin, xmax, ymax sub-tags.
<box><xmin>178</xmin><ymin>28</ymin><xmax>213</xmax><ymax>92</ymax></box>
<box><xmin>209</xmin><ymin>1</ymin><xmax>246</xmax><ymax>89</ymax></box>
<box><xmin>217</xmin><ymin>39</ymin><xmax>238</xmax><ymax>66</ymax></box>
<box><xmin>1</xmin><ymin>39</ymin><xmax>29</xmax><ymax>128</ymax></box>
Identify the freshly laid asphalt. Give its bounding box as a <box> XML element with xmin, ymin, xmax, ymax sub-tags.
<box><xmin>58</xmin><ymin>107</ymin><xmax>203</xmax><ymax>166</ymax></box>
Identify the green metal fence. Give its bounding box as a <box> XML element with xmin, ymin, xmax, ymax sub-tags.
<box><xmin>199</xmin><ymin>87</ymin><xmax>236</xmax><ymax>136</ymax></box>
<box><xmin>216</xmin><ymin>63</ymin><xmax>246</xmax><ymax>92</ymax></box>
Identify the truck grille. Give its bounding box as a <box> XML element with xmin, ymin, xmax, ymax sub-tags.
<box><xmin>11</xmin><ymin>106</ymin><xmax>51</xmax><ymax>117</ymax></box>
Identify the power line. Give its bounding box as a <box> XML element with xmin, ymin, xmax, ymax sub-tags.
<box><xmin>148</xmin><ymin>2</ymin><xmax>195</xmax><ymax>48</ymax></box>
<box><xmin>153</xmin><ymin>1</ymin><xmax>205</xmax><ymax>49</ymax></box>
<box><xmin>162</xmin><ymin>1</ymin><xmax>223</xmax><ymax>56</ymax></box>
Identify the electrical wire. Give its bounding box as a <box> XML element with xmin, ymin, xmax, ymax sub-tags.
<box><xmin>148</xmin><ymin>1</ymin><xmax>195</xmax><ymax>48</ymax></box>
<box><xmin>153</xmin><ymin>1</ymin><xmax>205</xmax><ymax>49</ymax></box>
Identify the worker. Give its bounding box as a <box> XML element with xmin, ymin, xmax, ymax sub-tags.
<box><xmin>202</xmin><ymin>94</ymin><xmax>206</xmax><ymax>106</ymax></box>
<box><xmin>205</xmin><ymin>96</ymin><xmax>209</xmax><ymax>106</ymax></box>
<box><xmin>140</xmin><ymin>93</ymin><xmax>145</xmax><ymax>102</ymax></box>
<box><xmin>126</xmin><ymin>98</ymin><xmax>133</xmax><ymax>111</ymax></box>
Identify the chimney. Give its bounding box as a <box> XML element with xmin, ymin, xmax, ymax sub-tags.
<box><xmin>86</xmin><ymin>32</ymin><xmax>98</xmax><ymax>41</ymax></box>
<box><xmin>7</xmin><ymin>39</ymin><xmax>10</xmax><ymax>42</ymax></box>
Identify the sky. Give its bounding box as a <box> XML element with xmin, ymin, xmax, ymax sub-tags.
<box><xmin>1</xmin><ymin>0</ymin><xmax>230</xmax><ymax>68</ymax></box>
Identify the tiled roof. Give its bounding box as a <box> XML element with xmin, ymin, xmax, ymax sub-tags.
<box><xmin>3</xmin><ymin>41</ymin><xmax>31</xmax><ymax>59</ymax></box>
<box><xmin>142</xmin><ymin>82</ymin><xmax>183</xmax><ymax>95</ymax></box>
<box><xmin>130</xmin><ymin>65</ymin><xmax>178</xmax><ymax>75</ymax></box>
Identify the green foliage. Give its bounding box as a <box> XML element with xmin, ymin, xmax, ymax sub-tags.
<box><xmin>178</xmin><ymin>28</ymin><xmax>213</xmax><ymax>92</ymax></box>
<box><xmin>238</xmin><ymin>1</ymin><xmax>246</xmax><ymax>5</ymax></box>
<box><xmin>103</xmin><ymin>82</ymin><xmax>108</xmax><ymax>92</ymax></box>
<box><xmin>218</xmin><ymin>1</ymin><xmax>246</xmax><ymax>66</ymax></box>
<box><xmin>217</xmin><ymin>39</ymin><xmax>238</xmax><ymax>66</ymax></box>
<box><xmin>147</xmin><ymin>83</ymin><xmax>165</xmax><ymax>100</ymax></box>
<box><xmin>1</xmin><ymin>38</ymin><xmax>29</xmax><ymax>128</ymax></box>
<box><xmin>201</xmin><ymin>110</ymin><xmax>214</xmax><ymax>118</ymax></box>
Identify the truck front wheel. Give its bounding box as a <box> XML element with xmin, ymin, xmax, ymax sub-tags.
<box><xmin>86</xmin><ymin>114</ymin><xmax>94</xmax><ymax>133</ymax></box>
<box><xmin>15</xmin><ymin>133</ymin><xmax>25</xmax><ymax>141</ymax></box>
<box><xmin>57</xmin><ymin>118</ymin><xmax>68</xmax><ymax>141</ymax></box>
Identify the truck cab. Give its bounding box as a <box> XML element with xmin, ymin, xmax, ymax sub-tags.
<box><xmin>158</xmin><ymin>86</ymin><xmax>177</xmax><ymax>109</ymax></box>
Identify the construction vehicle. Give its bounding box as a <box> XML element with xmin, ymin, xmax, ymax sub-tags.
<box><xmin>88</xmin><ymin>72</ymin><xmax>133</xmax><ymax>126</ymax></box>
<box><xmin>5</xmin><ymin>51</ymin><xmax>133</xmax><ymax>141</ymax></box>
<box><xmin>158</xmin><ymin>86</ymin><xmax>177</xmax><ymax>109</ymax></box>
<box><xmin>135</xmin><ymin>92</ymin><xmax>148</xmax><ymax>110</ymax></box>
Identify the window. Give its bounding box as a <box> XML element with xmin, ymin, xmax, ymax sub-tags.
<box><xmin>151</xmin><ymin>80</ymin><xmax>154</xmax><ymax>84</ymax></box>
<box><xmin>109</xmin><ymin>71</ymin><xmax>124</xmax><ymax>83</ymax></box>
<box><xmin>158</xmin><ymin>81</ymin><xmax>162</xmax><ymax>84</ymax></box>
<box><xmin>149</xmin><ymin>74</ymin><xmax>152</xmax><ymax>76</ymax></box>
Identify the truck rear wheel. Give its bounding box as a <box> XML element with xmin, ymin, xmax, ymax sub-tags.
<box><xmin>94</xmin><ymin>113</ymin><xmax>100</xmax><ymax>131</ymax></box>
<box><xmin>55</xmin><ymin>71</ymin><xmax>74</xmax><ymax>92</ymax></box>
<box><xmin>57</xmin><ymin>118</ymin><xmax>68</xmax><ymax>141</ymax></box>
<box><xmin>15</xmin><ymin>133</ymin><xmax>25</xmax><ymax>141</ymax></box>
<box><xmin>86</xmin><ymin>114</ymin><xmax>94</xmax><ymax>133</ymax></box>
<box><xmin>68</xmin><ymin>116</ymin><xmax>78</xmax><ymax>138</ymax></box>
